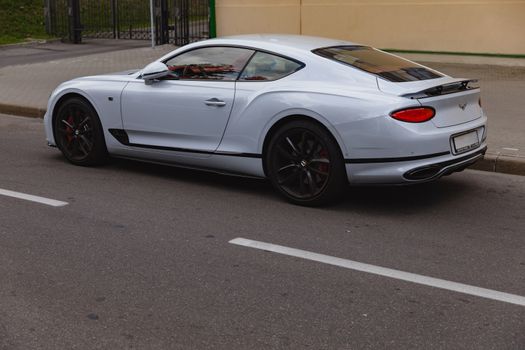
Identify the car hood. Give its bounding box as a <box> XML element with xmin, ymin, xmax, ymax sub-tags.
<box><xmin>71</xmin><ymin>69</ymin><xmax>141</xmax><ymax>82</ymax></box>
<box><xmin>106</xmin><ymin>69</ymin><xmax>140</xmax><ymax>76</ymax></box>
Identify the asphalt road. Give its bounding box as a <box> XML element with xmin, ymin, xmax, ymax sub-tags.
<box><xmin>1</xmin><ymin>114</ymin><xmax>524</xmax><ymax>349</ymax></box>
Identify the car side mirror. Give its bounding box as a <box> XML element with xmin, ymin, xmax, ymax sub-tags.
<box><xmin>142</xmin><ymin>62</ymin><xmax>170</xmax><ymax>85</ymax></box>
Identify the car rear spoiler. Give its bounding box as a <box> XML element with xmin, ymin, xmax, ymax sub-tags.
<box><xmin>402</xmin><ymin>79</ymin><xmax>479</xmax><ymax>99</ymax></box>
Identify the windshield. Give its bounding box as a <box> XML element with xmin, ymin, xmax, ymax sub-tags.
<box><xmin>313</xmin><ymin>46</ymin><xmax>443</xmax><ymax>82</ymax></box>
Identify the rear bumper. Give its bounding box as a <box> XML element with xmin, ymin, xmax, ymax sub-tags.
<box><xmin>342</xmin><ymin>108</ymin><xmax>488</xmax><ymax>184</ymax></box>
<box><xmin>403</xmin><ymin>146</ymin><xmax>486</xmax><ymax>181</ymax></box>
<box><xmin>345</xmin><ymin>143</ymin><xmax>487</xmax><ymax>184</ymax></box>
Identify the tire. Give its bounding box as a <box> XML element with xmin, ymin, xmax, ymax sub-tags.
<box><xmin>53</xmin><ymin>97</ymin><xmax>108</xmax><ymax>166</ymax></box>
<box><xmin>265</xmin><ymin>120</ymin><xmax>347</xmax><ymax>206</ymax></box>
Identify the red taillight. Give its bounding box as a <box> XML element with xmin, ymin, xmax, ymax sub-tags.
<box><xmin>390</xmin><ymin>107</ymin><xmax>435</xmax><ymax>123</ymax></box>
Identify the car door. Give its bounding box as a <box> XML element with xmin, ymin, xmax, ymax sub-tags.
<box><xmin>121</xmin><ymin>46</ymin><xmax>254</xmax><ymax>154</ymax></box>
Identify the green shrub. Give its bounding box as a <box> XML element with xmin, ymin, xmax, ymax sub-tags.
<box><xmin>0</xmin><ymin>0</ymin><xmax>51</xmax><ymax>44</ymax></box>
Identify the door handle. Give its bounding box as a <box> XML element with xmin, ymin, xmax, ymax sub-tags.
<box><xmin>204</xmin><ymin>98</ymin><xmax>226</xmax><ymax>107</ymax></box>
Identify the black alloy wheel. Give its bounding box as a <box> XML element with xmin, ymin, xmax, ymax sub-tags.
<box><xmin>266</xmin><ymin>120</ymin><xmax>346</xmax><ymax>206</ymax></box>
<box><xmin>54</xmin><ymin>97</ymin><xmax>108</xmax><ymax>166</ymax></box>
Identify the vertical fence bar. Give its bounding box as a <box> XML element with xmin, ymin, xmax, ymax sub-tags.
<box><xmin>150</xmin><ymin>0</ymin><xmax>155</xmax><ymax>46</ymax></box>
<box><xmin>111</xmin><ymin>0</ymin><xmax>117</xmax><ymax>38</ymax></box>
<box><xmin>58</xmin><ymin>0</ymin><xmax>68</xmax><ymax>38</ymax></box>
<box><xmin>44</xmin><ymin>0</ymin><xmax>52</xmax><ymax>34</ymax></box>
<box><xmin>155</xmin><ymin>0</ymin><xmax>161</xmax><ymax>45</ymax></box>
<box><xmin>116</xmin><ymin>0</ymin><xmax>120</xmax><ymax>39</ymax></box>
<box><xmin>184</xmin><ymin>0</ymin><xmax>189</xmax><ymax>44</ymax></box>
<box><xmin>160</xmin><ymin>0</ymin><xmax>168</xmax><ymax>44</ymax></box>
<box><xmin>68</xmin><ymin>0</ymin><xmax>82</xmax><ymax>43</ymax></box>
<box><xmin>173</xmin><ymin>0</ymin><xmax>178</xmax><ymax>45</ymax></box>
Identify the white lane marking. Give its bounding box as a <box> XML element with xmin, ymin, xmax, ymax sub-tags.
<box><xmin>502</xmin><ymin>148</ymin><xmax>519</xmax><ymax>151</ymax></box>
<box><xmin>229</xmin><ymin>238</ymin><xmax>525</xmax><ymax>307</ymax></box>
<box><xmin>0</xmin><ymin>188</ymin><xmax>68</xmax><ymax>207</ymax></box>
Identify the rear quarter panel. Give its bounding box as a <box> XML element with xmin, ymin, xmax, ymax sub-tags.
<box><xmin>219</xmin><ymin>76</ymin><xmax>417</xmax><ymax>159</ymax></box>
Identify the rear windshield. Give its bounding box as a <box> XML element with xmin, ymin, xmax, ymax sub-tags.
<box><xmin>313</xmin><ymin>46</ymin><xmax>443</xmax><ymax>82</ymax></box>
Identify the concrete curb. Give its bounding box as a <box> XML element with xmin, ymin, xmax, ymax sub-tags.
<box><xmin>0</xmin><ymin>38</ymin><xmax>62</xmax><ymax>48</ymax></box>
<box><xmin>470</xmin><ymin>152</ymin><xmax>525</xmax><ymax>176</ymax></box>
<box><xmin>0</xmin><ymin>103</ymin><xmax>46</xmax><ymax>119</ymax></box>
<box><xmin>1</xmin><ymin>104</ymin><xmax>524</xmax><ymax>177</ymax></box>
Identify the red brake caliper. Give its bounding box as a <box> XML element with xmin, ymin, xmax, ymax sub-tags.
<box><xmin>318</xmin><ymin>149</ymin><xmax>329</xmax><ymax>174</ymax></box>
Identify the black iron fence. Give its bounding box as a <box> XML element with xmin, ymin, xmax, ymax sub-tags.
<box><xmin>44</xmin><ymin>0</ymin><xmax>211</xmax><ymax>45</ymax></box>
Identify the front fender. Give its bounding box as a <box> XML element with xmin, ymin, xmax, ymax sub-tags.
<box><xmin>44</xmin><ymin>80</ymin><xmax>128</xmax><ymax>147</ymax></box>
<box><xmin>44</xmin><ymin>86</ymin><xmax>101</xmax><ymax>146</ymax></box>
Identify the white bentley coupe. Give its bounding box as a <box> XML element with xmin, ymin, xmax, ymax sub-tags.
<box><xmin>44</xmin><ymin>34</ymin><xmax>487</xmax><ymax>205</ymax></box>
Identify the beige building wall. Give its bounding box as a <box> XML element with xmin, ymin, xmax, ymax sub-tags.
<box><xmin>216</xmin><ymin>0</ymin><xmax>525</xmax><ymax>55</ymax></box>
<box><xmin>216</xmin><ymin>0</ymin><xmax>301</xmax><ymax>36</ymax></box>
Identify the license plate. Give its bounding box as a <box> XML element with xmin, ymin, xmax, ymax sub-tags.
<box><xmin>453</xmin><ymin>130</ymin><xmax>479</xmax><ymax>153</ymax></box>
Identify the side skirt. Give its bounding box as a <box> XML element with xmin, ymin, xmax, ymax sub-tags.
<box><xmin>108</xmin><ymin>129</ymin><xmax>266</xmax><ymax>179</ymax></box>
<box><xmin>108</xmin><ymin>128</ymin><xmax>262</xmax><ymax>159</ymax></box>
<box><xmin>111</xmin><ymin>155</ymin><xmax>266</xmax><ymax>180</ymax></box>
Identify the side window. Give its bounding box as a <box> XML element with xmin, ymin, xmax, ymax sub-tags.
<box><xmin>164</xmin><ymin>47</ymin><xmax>254</xmax><ymax>81</ymax></box>
<box><xmin>239</xmin><ymin>52</ymin><xmax>303</xmax><ymax>81</ymax></box>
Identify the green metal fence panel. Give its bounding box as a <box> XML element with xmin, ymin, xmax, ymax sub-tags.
<box><xmin>44</xmin><ymin>0</ymin><xmax>210</xmax><ymax>44</ymax></box>
<box><xmin>209</xmin><ymin>0</ymin><xmax>216</xmax><ymax>38</ymax></box>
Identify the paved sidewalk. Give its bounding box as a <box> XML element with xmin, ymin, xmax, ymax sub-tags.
<box><xmin>0</xmin><ymin>42</ymin><xmax>173</xmax><ymax>116</ymax></box>
<box><xmin>0</xmin><ymin>41</ymin><xmax>523</xmax><ymax>175</ymax></box>
<box><xmin>0</xmin><ymin>39</ymin><xmax>154</xmax><ymax>68</ymax></box>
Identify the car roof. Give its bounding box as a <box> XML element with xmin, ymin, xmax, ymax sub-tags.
<box><xmin>186</xmin><ymin>34</ymin><xmax>361</xmax><ymax>56</ymax></box>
